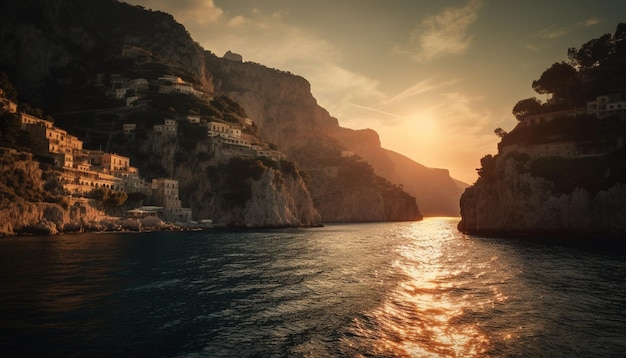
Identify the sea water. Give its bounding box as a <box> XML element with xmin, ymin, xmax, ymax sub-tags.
<box><xmin>0</xmin><ymin>217</ymin><xmax>624</xmax><ymax>357</ymax></box>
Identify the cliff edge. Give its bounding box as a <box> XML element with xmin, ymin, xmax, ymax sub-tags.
<box><xmin>458</xmin><ymin>152</ymin><xmax>626</xmax><ymax>238</ymax></box>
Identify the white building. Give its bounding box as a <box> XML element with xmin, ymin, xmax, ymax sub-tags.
<box><xmin>153</xmin><ymin>119</ymin><xmax>177</xmax><ymax>137</ymax></box>
<box><xmin>123</xmin><ymin>123</ymin><xmax>136</xmax><ymax>134</ymax></box>
<box><xmin>158</xmin><ymin>75</ymin><xmax>204</xmax><ymax>98</ymax></box>
<box><xmin>150</xmin><ymin>178</ymin><xmax>192</xmax><ymax>222</ymax></box>
<box><xmin>587</xmin><ymin>94</ymin><xmax>626</xmax><ymax>119</ymax></box>
<box><xmin>187</xmin><ymin>114</ymin><xmax>201</xmax><ymax>124</ymax></box>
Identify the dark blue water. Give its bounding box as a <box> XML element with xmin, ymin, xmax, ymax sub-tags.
<box><xmin>0</xmin><ymin>218</ymin><xmax>625</xmax><ymax>357</ymax></box>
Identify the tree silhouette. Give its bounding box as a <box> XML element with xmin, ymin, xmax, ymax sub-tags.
<box><xmin>568</xmin><ymin>33</ymin><xmax>612</xmax><ymax>70</ymax></box>
<box><xmin>531</xmin><ymin>62</ymin><xmax>577</xmax><ymax>102</ymax></box>
<box><xmin>512</xmin><ymin>97</ymin><xmax>542</xmax><ymax>120</ymax></box>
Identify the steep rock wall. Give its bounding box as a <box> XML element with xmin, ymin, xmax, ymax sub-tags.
<box><xmin>458</xmin><ymin>156</ymin><xmax>626</xmax><ymax>237</ymax></box>
<box><xmin>206</xmin><ymin>54</ymin><xmax>423</xmax><ymax>221</ymax></box>
<box><xmin>209</xmin><ymin>168</ymin><xmax>321</xmax><ymax>227</ymax></box>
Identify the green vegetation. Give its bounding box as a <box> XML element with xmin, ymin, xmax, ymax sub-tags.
<box><xmin>499</xmin><ymin>115</ymin><xmax>620</xmax><ymax>146</ymax></box>
<box><xmin>528</xmin><ymin>147</ymin><xmax>626</xmax><ymax>195</ymax></box>
<box><xmin>0</xmin><ymin>111</ymin><xmax>34</xmax><ymax>150</ymax></box>
<box><xmin>219</xmin><ymin>158</ymin><xmax>267</xmax><ymax>207</ymax></box>
<box><xmin>90</xmin><ymin>187</ymin><xmax>128</xmax><ymax>212</ymax></box>
<box><xmin>0</xmin><ymin>72</ymin><xmax>18</xmax><ymax>101</ymax></box>
<box><xmin>476</xmin><ymin>154</ymin><xmax>497</xmax><ymax>181</ymax></box>
<box><xmin>216</xmin><ymin>157</ymin><xmax>302</xmax><ymax>207</ymax></box>
<box><xmin>512</xmin><ymin>23</ymin><xmax>626</xmax><ymax>120</ymax></box>
<box><xmin>0</xmin><ymin>153</ymin><xmax>45</xmax><ymax>203</ymax></box>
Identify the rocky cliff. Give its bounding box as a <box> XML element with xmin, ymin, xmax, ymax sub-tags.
<box><xmin>210</xmin><ymin>165</ymin><xmax>321</xmax><ymax>227</ymax></box>
<box><xmin>206</xmin><ymin>54</ymin><xmax>431</xmax><ymax>220</ymax></box>
<box><xmin>0</xmin><ymin>0</ymin><xmax>432</xmax><ymax>224</ymax></box>
<box><xmin>458</xmin><ymin>152</ymin><xmax>626</xmax><ymax>238</ymax></box>
<box><xmin>0</xmin><ymin>0</ymin><xmax>212</xmax><ymax>111</ymax></box>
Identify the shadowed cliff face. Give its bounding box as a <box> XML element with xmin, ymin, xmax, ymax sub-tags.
<box><xmin>0</xmin><ymin>0</ymin><xmax>213</xmax><ymax>110</ymax></box>
<box><xmin>205</xmin><ymin>53</ymin><xmax>423</xmax><ymax>222</ymax></box>
<box><xmin>207</xmin><ymin>54</ymin><xmax>458</xmax><ymax>217</ymax></box>
<box><xmin>458</xmin><ymin>154</ymin><xmax>626</xmax><ymax>237</ymax></box>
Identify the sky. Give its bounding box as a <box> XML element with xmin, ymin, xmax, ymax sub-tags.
<box><xmin>126</xmin><ymin>0</ymin><xmax>626</xmax><ymax>184</ymax></box>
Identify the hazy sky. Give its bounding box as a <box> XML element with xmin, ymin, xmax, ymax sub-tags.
<box><xmin>126</xmin><ymin>0</ymin><xmax>626</xmax><ymax>184</ymax></box>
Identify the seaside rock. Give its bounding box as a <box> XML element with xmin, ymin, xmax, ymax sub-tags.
<box><xmin>459</xmin><ymin>155</ymin><xmax>626</xmax><ymax>237</ymax></box>
<box><xmin>25</xmin><ymin>218</ymin><xmax>58</xmax><ymax>235</ymax></box>
<box><xmin>122</xmin><ymin>218</ymin><xmax>142</xmax><ymax>231</ymax></box>
<box><xmin>140</xmin><ymin>216</ymin><xmax>166</xmax><ymax>230</ymax></box>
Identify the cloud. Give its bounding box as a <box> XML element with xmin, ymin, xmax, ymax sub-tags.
<box><xmin>579</xmin><ymin>17</ymin><xmax>601</xmax><ymax>27</ymax></box>
<box><xmin>127</xmin><ymin>0</ymin><xmax>223</xmax><ymax>25</ymax></box>
<box><xmin>525</xmin><ymin>43</ymin><xmax>540</xmax><ymax>52</ymax></box>
<box><xmin>227</xmin><ymin>15</ymin><xmax>247</xmax><ymax>27</ymax></box>
<box><xmin>537</xmin><ymin>25</ymin><xmax>568</xmax><ymax>39</ymax></box>
<box><xmin>383</xmin><ymin>79</ymin><xmax>458</xmax><ymax>105</ymax></box>
<box><xmin>347</xmin><ymin>103</ymin><xmax>404</xmax><ymax>120</ymax></box>
<box><xmin>395</xmin><ymin>0</ymin><xmax>482</xmax><ymax>62</ymax></box>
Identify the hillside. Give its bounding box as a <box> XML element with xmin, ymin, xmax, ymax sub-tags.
<box><xmin>0</xmin><ymin>0</ymin><xmax>459</xmax><ymax>222</ymax></box>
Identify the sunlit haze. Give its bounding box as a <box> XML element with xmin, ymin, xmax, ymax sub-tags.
<box><xmin>126</xmin><ymin>0</ymin><xmax>626</xmax><ymax>184</ymax></box>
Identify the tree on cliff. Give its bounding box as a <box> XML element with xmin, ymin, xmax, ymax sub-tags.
<box><xmin>0</xmin><ymin>72</ymin><xmax>18</xmax><ymax>102</ymax></box>
<box><xmin>476</xmin><ymin>155</ymin><xmax>497</xmax><ymax>181</ymax></box>
<box><xmin>91</xmin><ymin>188</ymin><xmax>128</xmax><ymax>212</ymax></box>
<box><xmin>568</xmin><ymin>33</ymin><xmax>613</xmax><ymax>70</ymax></box>
<box><xmin>531</xmin><ymin>62</ymin><xmax>577</xmax><ymax>103</ymax></box>
<box><xmin>512</xmin><ymin>97</ymin><xmax>542</xmax><ymax>120</ymax></box>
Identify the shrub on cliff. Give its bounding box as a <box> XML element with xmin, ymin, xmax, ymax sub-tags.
<box><xmin>0</xmin><ymin>151</ymin><xmax>45</xmax><ymax>203</ymax></box>
<box><xmin>90</xmin><ymin>188</ymin><xmax>128</xmax><ymax>213</ymax></box>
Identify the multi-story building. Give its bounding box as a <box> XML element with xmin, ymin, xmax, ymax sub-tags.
<box><xmin>587</xmin><ymin>94</ymin><xmax>626</xmax><ymax>119</ymax></box>
<box><xmin>150</xmin><ymin>178</ymin><xmax>192</xmax><ymax>222</ymax></box>
<box><xmin>20</xmin><ymin>113</ymin><xmax>83</xmax><ymax>168</ymax></box>
<box><xmin>0</xmin><ymin>96</ymin><xmax>17</xmax><ymax>113</ymax></box>
<box><xmin>123</xmin><ymin>123</ymin><xmax>136</xmax><ymax>134</ymax></box>
<box><xmin>158</xmin><ymin>75</ymin><xmax>204</xmax><ymax>98</ymax></box>
<box><xmin>102</xmin><ymin>153</ymin><xmax>130</xmax><ymax>172</ymax></box>
<box><xmin>153</xmin><ymin>119</ymin><xmax>177</xmax><ymax>137</ymax></box>
<box><xmin>16</xmin><ymin>106</ymin><xmax>194</xmax><ymax>222</ymax></box>
<box><xmin>207</xmin><ymin>120</ymin><xmax>251</xmax><ymax>147</ymax></box>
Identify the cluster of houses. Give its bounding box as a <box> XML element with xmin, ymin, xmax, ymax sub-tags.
<box><xmin>121</xmin><ymin>113</ymin><xmax>286</xmax><ymax>162</ymax></box>
<box><xmin>501</xmin><ymin>93</ymin><xmax>626</xmax><ymax>159</ymax></box>
<box><xmin>2</xmin><ymin>61</ymin><xmax>291</xmax><ymax>223</ymax></box>
<box><xmin>97</xmin><ymin>73</ymin><xmax>207</xmax><ymax>107</ymax></box>
<box><xmin>520</xmin><ymin>94</ymin><xmax>626</xmax><ymax>127</ymax></box>
<box><xmin>4</xmin><ymin>99</ymin><xmax>192</xmax><ymax>223</ymax></box>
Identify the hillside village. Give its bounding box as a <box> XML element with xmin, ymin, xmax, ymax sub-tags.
<box><xmin>0</xmin><ymin>63</ymin><xmax>287</xmax><ymax>226</ymax></box>
<box><xmin>499</xmin><ymin>93</ymin><xmax>626</xmax><ymax>159</ymax></box>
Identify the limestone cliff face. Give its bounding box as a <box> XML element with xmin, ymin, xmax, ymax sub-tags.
<box><xmin>209</xmin><ymin>167</ymin><xmax>321</xmax><ymax>227</ymax></box>
<box><xmin>130</xmin><ymin>130</ymin><xmax>320</xmax><ymax>227</ymax></box>
<box><xmin>206</xmin><ymin>54</ymin><xmax>424</xmax><ymax>221</ymax></box>
<box><xmin>206</xmin><ymin>54</ymin><xmax>338</xmax><ymax>152</ymax></box>
<box><xmin>458</xmin><ymin>155</ymin><xmax>626</xmax><ymax>237</ymax></box>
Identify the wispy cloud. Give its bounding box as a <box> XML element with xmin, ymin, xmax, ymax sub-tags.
<box><xmin>394</xmin><ymin>0</ymin><xmax>482</xmax><ymax>62</ymax></box>
<box><xmin>347</xmin><ymin>103</ymin><xmax>404</xmax><ymax>120</ymax></box>
<box><xmin>537</xmin><ymin>25</ymin><xmax>568</xmax><ymax>39</ymax></box>
<box><xmin>579</xmin><ymin>17</ymin><xmax>602</xmax><ymax>27</ymax></box>
<box><xmin>525</xmin><ymin>43</ymin><xmax>540</xmax><ymax>52</ymax></box>
<box><xmin>383</xmin><ymin>79</ymin><xmax>458</xmax><ymax>105</ymax></box>
<box><xmin>129</xmin><ymin>0</ymin><xmax>223</xmax><ymax>25</ymax></box>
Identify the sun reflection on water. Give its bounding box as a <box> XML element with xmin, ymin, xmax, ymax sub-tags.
<box><xmin>344</xmin><ymin>218</ymin><xmax>494</xmax><ymax>357</ymax></box>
